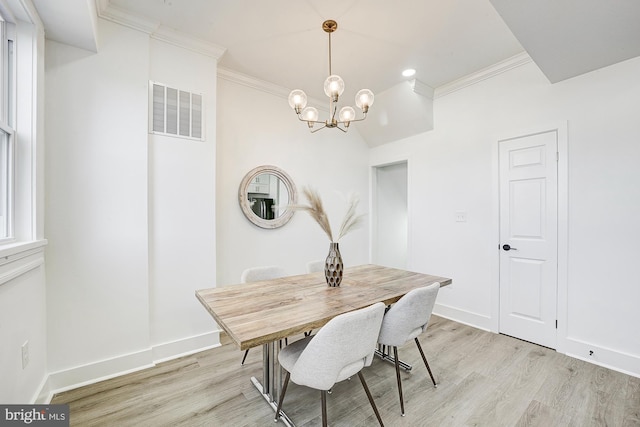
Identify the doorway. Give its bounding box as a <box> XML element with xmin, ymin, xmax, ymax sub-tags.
<box><xmin>373</xmin><ymin>162</ymin><xmax>408</xmax><ymax>269</ymax></box>
<box><xmin>498</xmin><ymin>129</ymin><xmax>559</xmax><ymax>349</ymax></box>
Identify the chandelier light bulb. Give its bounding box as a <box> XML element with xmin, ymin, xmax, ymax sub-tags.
<box><xmin>355</xmin><ymin>89</ymin><xmax>374</xmax><ymax>113</ymax></box>
<box><xmin>339</xmin><ymin>106</ymin><xmax>356</xmax><ymax>122</ymax></box>
<box><xmin>301</xmin><ymin>107</ymin><xmax>319</xmax><ymax>123</ymax></box>
<box><xmin>288</xmin><ymin>89</ymin><xmax>308</xmax><ymax>113</ymax></box>
<box><xmin>324</xmin><ymin>75</ymin><xmax>345</xmax><ymax>101</ymax></box>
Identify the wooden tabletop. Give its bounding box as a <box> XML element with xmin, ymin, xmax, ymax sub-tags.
<box><xmin>196</xmin><ymin>264</ymin><xmax>452</xmax><ymax>351</ymax></box>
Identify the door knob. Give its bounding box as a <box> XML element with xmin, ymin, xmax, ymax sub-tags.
<box><xmin>502</xmin><ymin>244</ymin><xmax>517</xmax><ymax>251</ymax></box>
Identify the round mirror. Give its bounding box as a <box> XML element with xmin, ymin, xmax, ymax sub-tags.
<box><xmin>239</xmin><ymin>165</ymin><xmax>297</xmax><ymax>229</ymax></box>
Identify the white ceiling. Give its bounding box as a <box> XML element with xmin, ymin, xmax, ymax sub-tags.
<box><xmin>32</xmin><ymin>0</ymin><xmax>640</xmax><ymax>144</ymax></box>
<box><xmin>490</xmin><ymin>0</ymin><xmax>640</xmax><ymax>83</ymax></box>
<box><xmin>37</xmin><ymin>0</ymin><xmax>527</xmax><ymax>102</ymax></box>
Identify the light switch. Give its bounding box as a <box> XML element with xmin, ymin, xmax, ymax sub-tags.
<box><xmin>455</xmin><ymin>211</ymin><xmax>467</xmax><ymax>222</ymax></box>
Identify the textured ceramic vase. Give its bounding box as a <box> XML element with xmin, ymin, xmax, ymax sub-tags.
<box><xmin>324</xmin><ymin>242</ymin><xmax>344</xmax><ymax>287</ymax></box>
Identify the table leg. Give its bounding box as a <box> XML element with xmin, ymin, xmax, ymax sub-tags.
<box><xmin>375</xmin><ymin>345</ymin><xmax>413</xmax><ymax>371</ymax></box>
<box><xmin>250</xmin><ymin>341</ymin><xmax>296</xmax><ymax>426</ymax></box>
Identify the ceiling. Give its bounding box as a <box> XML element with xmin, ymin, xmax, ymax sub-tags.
<box><xmin>102</xmin><ymin>0</ymin><xmax>526</xmax><ymax>101</ymax></box>
<box><xmin>31</xmin><ymin>0</ymin><xmax>640</xmax><ymax>145</ymax></box>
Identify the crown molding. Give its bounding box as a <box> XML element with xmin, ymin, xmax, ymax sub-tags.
<box><xmin>217</xmin><ymin>67</ymin><xmax>327</xmax><ymax>111</ymax></box>
<box><xmin>151</xmin><ymin>27</ymin><xmax>225</xmax><ymax>60</ymax></box>
<box><xmin>218</xmin><ymin>67</ymin><xmax>289</xmax><ymax>99</ymax></box>
<box><xmin>96</xmin><ymin>0</ymin><xmax>159</xmax><ymax>33</ymax></box>
<box><xmin>96</xmin><ymin>0</ymin><xmax>225</xmax><ymax>59</ymax></box>
<box><xmin>1</xmin><ymin>0</ymin><xmax>44</xmax><ymax>29</ymax></box>
<box><xmin>410</xmin><ymin>79</ymin><xmax>435</xmax><ymax>99</ymax></box>
<box><xmin>434</xmin><ymin>51</ymin><xmax>533</xmax><ymax>98</ymax></box>
<box><xmin>220</xmin><ymin>54</ymin><xmax>532</xmax><ymax>109</ymax></box>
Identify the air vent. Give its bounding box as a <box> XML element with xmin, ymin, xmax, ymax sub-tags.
<box><xmin>149</xmin><ymin>81</ymin><xmax>203</xmax><ymax>140</ymax></box>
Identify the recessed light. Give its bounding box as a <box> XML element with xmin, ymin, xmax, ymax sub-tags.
<box><xmin>402</xmin><ymin>68</ymin><xmax>416</xmax><ymax>77</ymax></box>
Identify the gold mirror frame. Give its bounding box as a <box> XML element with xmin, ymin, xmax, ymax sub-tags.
<box><xmin>239</xmin><ymin>165</ymin><xmax>297</xmax><ymax>229</ymax></box>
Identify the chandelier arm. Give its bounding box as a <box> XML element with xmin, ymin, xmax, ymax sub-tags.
<box><xmin>295</xmin><ymin>115</ymin><xmax>325</xmax><ymax>125</ymax></box>
<box><xmin>336</xmin><ymin>113</ymin><xmax>368</xmax><ymax>125</ymax></box>
<box><xmin>310</xmin><ymin>124</ymin><xmax>328</xmax><ymax>133</ymax></box>
<box><xmin>330</xmin><ymin>103</ymin><xmax>339</xmax><ymax>122</ymax></box>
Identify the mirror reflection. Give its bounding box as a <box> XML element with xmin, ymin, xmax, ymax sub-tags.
<box><xmin>239</xmin><ymin>166</ymin><xmax>297</xmax><ymax>229</ymax></box>
<box><xmin>247</xmin><ymin>173</ymin><xmax>290</xmax><ymax>220</ymax></box>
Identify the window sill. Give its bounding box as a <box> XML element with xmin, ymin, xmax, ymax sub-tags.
<box><xmin>0</xmin><ymin>240</ymin><xmax>47</xmax><ymax>286</ymax></box>
<box><xmin>0</xmin><ymin>239</ymin><xmax>48</xmax><ymax>260</ymax></box>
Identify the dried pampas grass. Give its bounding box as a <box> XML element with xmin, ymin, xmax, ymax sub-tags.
<box><xmin>290</xmin><ymin>186</ymin><xmax>365</xmax><ymax>242</ymax></box>
<box><xmin>336</xmin><ymin>192</ymin><xmax>365</xmax><ymax>241</ymax></box>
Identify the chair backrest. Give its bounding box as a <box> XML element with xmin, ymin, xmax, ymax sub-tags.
<box><xmin>378</xmin><ymin>282</ymin><xmax>440</xmax><ymax>347</ymax></box>
<box><xmin>240</xmin><ymin>266</ymin><xmax>287</xmax><ymax>283</ymax></box>
<box><xmin>290</xmin><ymin>302</ymin><xmax>385</xmax><ymax>391</ymax></box>
<box><xmin>306</xmin><ymin>260</ymin><xmax>324</xmax><ymax>273</ymax></box>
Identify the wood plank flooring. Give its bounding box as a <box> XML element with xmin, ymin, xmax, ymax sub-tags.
<box><xmin>51</xmin><ymin>316</ymin><xmax>640</xmax><ymax>426</ymax></box>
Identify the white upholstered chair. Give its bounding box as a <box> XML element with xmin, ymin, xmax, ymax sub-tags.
<box><xmin>275</xmin><ymin>302</ymin><xmax>386</xmax><ymax>427</ymax></box>
<box><xmin>377</xmin><ymin>282</ymin><xmax>440</xmax><ymax>416</ymax></box>
<box><xmin>306</xmin><ymin>260</ymin><xmax>324</xmax><ymax>273</ymax></box>
<box><xmin>239</xmin><ymin>266</ymin><xmax>287</xmax><ymax>365</ymax></box>
<box><xmin>240</xmin><ymin>265</ymin><xmax>287</xmax><ymax>283</ymax></box>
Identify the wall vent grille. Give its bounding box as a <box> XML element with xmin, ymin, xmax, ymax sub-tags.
<box><xmin>149</xmin><ymin>81</ymin><xmax>203</xmax><ymax>140</ymax></box>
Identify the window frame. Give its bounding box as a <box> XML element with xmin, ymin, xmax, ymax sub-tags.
<box><xmin>0</xmin><ymin>1</ymin><xmax>47</xmax><ymax>257</ymax></box>
<box><xmin>0</xmin><ymin>122</ymin><xmax>14</xmax><ymax>242</ymax></box>
<box><xmin>0</xmin><ymin>18</ymin><xmax>15</xmax><ymax>243</ymax></box>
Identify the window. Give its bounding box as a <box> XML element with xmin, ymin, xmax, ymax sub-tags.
<box><xmin>0</xmin><ymin>124</ymin><xmax>12</xmax><ymax>238</ymax></box>
<box><xmin>0</xmin><ymin>19</ymin><xmax>14</xmax><ymax>241</ymax></box>
<box><xmin>149</xmin><ymin>81</ymin><xmax>203</xmax><ymax>140</ymax></box>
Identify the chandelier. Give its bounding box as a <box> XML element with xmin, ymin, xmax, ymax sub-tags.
<box><xmin>288</xmin><ymin>20</ymin><xmax>374</xmax><ymax>133</ymax></box>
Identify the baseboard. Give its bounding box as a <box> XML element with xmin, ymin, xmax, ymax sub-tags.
<box><xmin>431</xmin><ymin>304</ymin><xmax>640</xmax><ymax>379</ymax></box>
<box><xmin>41</xmin><ymin>348</ymin><xmax>156</xmax><ymax>403</ymax></box>
<box><xmin>433</xmin><ymin>302</ymin><xmax>493</xmax><ymax>332</ymax></box>
<box><xmin>562</xmin><ymin>336</ymin><xmax>640</xmax><ymax>378</ymax></box>
<box><xmin>38</xmin><ymin>330</ymin><xmax>221</xmax><ymax>403</ymax></box>
<box><xmin>152</xmin><ymin>331</ymin><xmax>220</xmax><ymax>363</ymax></box>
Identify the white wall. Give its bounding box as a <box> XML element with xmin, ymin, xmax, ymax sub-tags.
<box><xmin>215</xmin><ymin>77</ymin><xmax>370</xmax><ymax>286</ymax></box>
<box><xmin>43</xmin><ymin>18</ymin><xmax>220</xmax><ymax>394</ymax></box>
<box><xmin>45</xmin><ymin>19</ymin><xmax>151</xmax><ymax>385</ymax></box>
<box><xmin>148</xmin><ymin>38</ymin><xmax>218</xmax><ymax>358</ymax></box>
<box><xmin>370</xmin><ymin>56</ymin><xmax>640</xmax><ymax>376</ymax></box>
<box><xmin>0</xmin><ymin>258</ymin><xmax>47</xmax><ymax>403</ymax></box>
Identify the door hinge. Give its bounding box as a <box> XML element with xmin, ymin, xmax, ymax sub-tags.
<box><xmin>556</xmin><ymin>152</ymin><xmax>559</xmax><ymax>161</ymax></box>
<box><xmin>555</xmin><ymin>319</ymin><xmax>558</xmax><ymax>329</ymax></box>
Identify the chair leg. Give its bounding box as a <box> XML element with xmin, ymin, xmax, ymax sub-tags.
<box><xmin>358</xmin><ymin>372</ymin><xmax>384</xmax><ymax>427</ymax></box>
<box><xmin>392</xmin><ymin>346</ymin><xmax>405</xmax><ymax>416</ymax></box>
<box><xmin>415</xmin><ymin>337</ymin><xmax>437</xmax><ymax>387</ymax></box>
<box><xmin>274</xmin><ymin>371</ymin><xmax>290</xmax><ymax>422</ymax></box>
<box><xmin>241</xmin><ymin>349</ymin><xmax>249</xmax><ymax>365</ymax></box>
<box><xmin>321</xmin><ymin>390</ymin><xmax>328</xmax><ymax>427</ymax></box>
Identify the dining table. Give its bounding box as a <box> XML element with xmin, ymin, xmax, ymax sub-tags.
<box><xmin>195</xmin><ymin>264</ymin><xmax>452</xmax><ymax>426</ymax></box>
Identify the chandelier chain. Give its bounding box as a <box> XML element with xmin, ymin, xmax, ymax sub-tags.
<box><xmin>328</xmin><ymin>32</ymin><xmax>332</xmax><ymax>76</ymax></box>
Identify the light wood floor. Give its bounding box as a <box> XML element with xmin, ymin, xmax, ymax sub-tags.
<box><xmin>51</xmin><ymin>316</ymin><xmax>640</xmax><ymax>426</ymax></box>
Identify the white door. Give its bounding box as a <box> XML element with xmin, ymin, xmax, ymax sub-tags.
<box><xmin>499</xmin><ymin>130</ymin><xmax>558</xmax><ymax>348</ymax></box>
